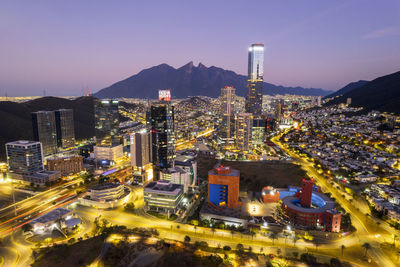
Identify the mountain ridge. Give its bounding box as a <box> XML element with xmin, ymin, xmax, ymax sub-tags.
<box><xmin>94</xmin><ymin>62</ymin><xmax>332</xmax><ymax>98</ymax></box>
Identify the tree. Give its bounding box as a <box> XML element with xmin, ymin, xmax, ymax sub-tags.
<box><xmin>211</xmin><ymin>227</ymin><xmax>216</xmax><ymax>236</ymax></box>
<box><xmin>223</xmin><ymin>245</ymin><xmax>231</xmax><ymax>251</ymax></box>
<box><xmin>270</xmin><ymin>232</ymin><xmax>278</xmax><ymax>245</ymax></box>
<box><xmin>330</xmin><ymin>258</ymin><xmax>342</xmax><ymax>267</ymax></box>
<box><xmin>362</xmin><ymin>242</ymin><xmax>371</xmax><ymax>257</ymax></box>
<box><xmin>300</xmin><ymin>253</ymin><xmax>317</xmax><ymax>264</ymax></box>
<box><xmin>293</xmin><ymin>235</ymin><xmax>299</xmax><ymax>247</ymax></box>
<box><xmin>236</xmin><ymin>243</ymin><xmax>244</xmax><ymax>253</ymax></box>
<box><xmin>277</xmin><ymin>248</ymin><xmax>281</xmax><ymax>256</ymax></box>
<box><xmin>292</xmin><ymin>252</ymin><xmax>299</xmax><ymax>259</ymax></box>
<box><xmin>21</xmin><ymin>223</ymin><xmax>33</xmax><ymax>233</ymax></box>
<box><xmin>341</xmin><ymin>244</ymin><xmax>345</xmax><ymax>257</ymax></box>
<box><xmin>194</xmin><ymin>225</ymin><xmax>197</xmax><ymax>234</ymax></box>
<box><xmin>230</xmin><ymin>230</ymin><xmax>234</xmax><ymax>239</ymax></box>
<box><xmin>184</xmin><ymin>235</ymin><xmax>191</xmax><ymax>243</ymax></box>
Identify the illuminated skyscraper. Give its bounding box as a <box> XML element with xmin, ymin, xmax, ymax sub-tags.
<box><xmin>235</xmin><ymin>113</ymin><xmax>253</xmax><ymax>152</ymax></box>
<box><xmin>32</xmin><ymin>111</ymin><xmax>57</xmax><ymax>156</ymax></box>
<box><xmin>219</xmin><ymin>86</ymin><xmax>236</xmax><ymax>144</ymax></box>
<box><xmin>149</xmin><ymin>92</ymin><xmax>175</xmax><ymax>169</ymax></box>
<box><xmin>55</xmin><ymin>109</ymin><xmax>75</xmax><ymax>149</ymax></box>
<box><xmin>246</xmin><ymin>43</ymin><xmax>264</xmax><ymax>116</ymax></box>
<box><xmin>94</xmin><ymin>99</ymin><xmax>120</xmax><ymax>146</ymax></box>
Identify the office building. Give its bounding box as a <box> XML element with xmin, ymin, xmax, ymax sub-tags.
<box><xmin>149</xmin><ymin>98</ymin><xmax>175</xmax><ymax>169</ymax></box>
<box><xmin>55</xmin><ymin>109</ymin><xmax>75</xmax><ymax>149</ymax></box>
<box><xmin>275</xmin><ymin>103</ymin><xmax>282</xmax><ymax>122</ymax></box>
<box><xmin>160</xmin><ymin>167</ymin><xmax>191</xmax><ymax>193</ymax></box>
<box><xmin>130</xmin><ymin>131</ymin><xmax>152</xmax><ymax>168</ymax></box>
<box><xmin>174</xmin><ymin>155</ymin><xmax>197</xmax><ymax>187</ymax></box>
<box><xmin>252</xmin><ymin>118</ymin><xmax>266</xmax><ymax>145</ymax></box>
<box><xmin>144</xmin><ymin>180</ymin><xmax>184</xmax><ymax>214</ymax></box>
<box><xmin>219</xmin><ymin>86</ymin><xmax>236</xmax><ymax>145</ymax></box>
<box><xmin>94</xmin><ymin>99</ymin><xmax>120</xmax><ymax>147</ymax></box>
<box><xmin>93</xmin><ymin>145</ymin><xmax>123</xmax><ymax>161</ymax></box>
<box><xmin>32</xmin><ymin>111</ymin><xmax>57</xmax><ymax>155</ymax></box>
<box><xmin>235</xmin><ymin>113</ymin><xmax>253</xmax><ymax>152</ymax></box>
<box><xmin>246</xmin><ymin>43</ymin><xmax>264</xmax><ymax>116</ymax></box>
<box><xmin>262</xmin><ymin>186</ymin><xmax>280</xmax><ymax>203</ymax></box>
<box><xmin>208</xmin><ymin>165</ymin><xmax>240</xmax><ymax>209</ymax></box>
<box><xmin>6</xmin><ymin>140</ymin><xmax>44</xmax><ymax>176</ymax></box>
<box><xmin>79</xmin><ymin>183</ymin><xmax>130</xmax><ymax>209</ymax></box>
<box><xmin>47</xmin><ymin>155</ymin><xmax>83</xmax><ymax>176</ymax></box>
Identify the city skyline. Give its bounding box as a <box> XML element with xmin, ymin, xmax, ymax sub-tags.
<box><xmin>0</xmin><ymin>0</ymin><xmax>399</xmax><ymax>96</ymax></box>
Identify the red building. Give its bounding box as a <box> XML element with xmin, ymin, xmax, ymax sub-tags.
<box><xmin>262</xmin><ymin>186</ymin><xmax>280</xmax><ymax>203</ymax></box>
<box><xmin>325</xmin><ymin>209</ymin><xmax>341</xmax><ymax>232</ymax></box>
<box><xmin>300</xmin><ymin>178</ymin><xmax>313</xmax><ymax>208</ymax></box>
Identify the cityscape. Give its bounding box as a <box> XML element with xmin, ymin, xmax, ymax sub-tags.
<box><xmin>1</xmin><ymin>1</ymin><xmax>400</xmax><ymax>267</ymax></box>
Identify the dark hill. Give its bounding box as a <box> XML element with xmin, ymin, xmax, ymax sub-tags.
<box><xmin>0</xmin><ymin>96</ymin><xmax>95</xmax><ymax>160</ymax></box>
<box><xmin>94</xmin><ymin>62</ymin><xmax>332</xmax><ymax>98</ymax></box>
<box><xmin>327</xmin><ymin>71</ymin><xmax>400</xmax><ymax>114</ymax></box>
<box><xmin>324</xmin><ymin>80</ymin><xmax>368</xmax><ymax>99</ymax></box>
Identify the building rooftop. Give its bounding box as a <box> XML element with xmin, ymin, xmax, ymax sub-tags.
<box><xmin>6</xmin><ymin>140</ymin><xmax>41</xmax><ymax>146</ymax></box>
<box><xmin>209</xmin><ymin>165</ymin><xmax>239</xmax><ymax>177</ymax></box>
<box><xmin>31</xmin><ymin>208</ymin><xmax>71</xmax><ymax>224</ymax></box>
<box><xmin>90</xmin><ymin>182</ymin><xmax>122</xmax><ymax>191</ymax></box>
<box><xmin>144</xmin><ymin>180</ymin><xmax>183</xmax><ymax>196</ymax></box>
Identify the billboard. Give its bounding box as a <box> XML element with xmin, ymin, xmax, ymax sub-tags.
<box><xmin>158</xmin><ymin>90</ymin><xmax>171</xmax><ymax>101</ymax></box>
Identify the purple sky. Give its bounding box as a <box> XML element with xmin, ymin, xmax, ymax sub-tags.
<box><xmin>1</xmin><ymin>0</ymin><xmax>399</xmax><ymax>96</ymax></box>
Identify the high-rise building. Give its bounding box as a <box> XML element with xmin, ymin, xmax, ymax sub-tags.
<box><xmin>47</xmin><ymin>155</ymin><xmax>83</xmax><ymax>176</ymax></box>
<box><xmin>149</xmin><ymin>98</ymin><xmax>175</xmax><ymax>169</ymax></box>
<box><xmin>130</xmin><ymin>131</ymin><xmax>152</xmax><ymax>168</ymax></box>
<box><xmin>246</xmin><ymin>43</ymin><xmax>264</xmax><ymax>116</ymax></box>
<box><xmin>55</xmin><ymin>109</ymin><xmax>75</xmax><ymax>149</ymax></box>
<box><xmin>275</xmin><ymin>103</ymin><xmax>282</xmax><ymax>122</ymax></box>
<box><xmin>235</xmin><ymin>113</ymin><xmax>253</xmax><ymax>152</ymax></box>
<box><xmin>94</xmin><ymin>99</ymin><xmax>120</xmax><ymax>147</ymax></box>
<box><xmin>6</xmin><ymin>140</ymin><xmax>44</xmax><ymax>176</ymax></box>
<box><xmin>252</xmin><ymin>118</ymin><xmax>266</xmax><ymax>145</ymax></box>
<box><xmin>219</xmin><ymin>86</ymin><xmax>236</xmax><ymax>144</ymax></box>
<box><xmin>32</xmin><ymin>111</ymin><xmax>57</xmax><ymax>156</ymax></box>
<box><xmin>208</xmin><ymin>165</ymin><xmax>240</xmax><ymax>209</ymax></box>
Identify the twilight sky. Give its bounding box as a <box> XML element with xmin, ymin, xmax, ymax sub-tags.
<box><xmin>0</xmin><ymin>0</ymin><xmax>399</xmax><ymax>96</ymax></box>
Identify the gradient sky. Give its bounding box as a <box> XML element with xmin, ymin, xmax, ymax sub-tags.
<box><xmin>1</xmin><ymin>0</ymin><xmax>399</xmax><ymax>96</ymax></box>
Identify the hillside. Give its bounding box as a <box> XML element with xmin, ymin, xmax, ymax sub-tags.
<box><xmin>0</xmin><ymin>96</ymin><xmax>95</xmax><ymax>160</ymax></box>
<box><xmin>327</xmin><ymin>71</ymin><xmax>400</xmax><ymax>114</ymax></box>
<box><xmin>324</xmin><ymin>80</ymin><xmax>368</xmax><ymax>99</ymax></box>
<box><xmin>94</xmin><ymin>62</ymin><xmax>332</xmax><ymax>98</ymax></box>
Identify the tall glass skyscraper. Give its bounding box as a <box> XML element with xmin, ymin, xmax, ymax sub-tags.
<box><xmin>246</xmin><ymin>43</ymin><xmax>264</xmax><ymax>116</ymax></box>
<box><xmin>94</xmin><ymin>99</ymin><xmax>120</xmax><ymax>147</ymax></box>
<box><xmin>219</xmin><ymin>86</ymin><xmax>236</xmax><ymax>144</ymax></box>
<box><xmin>32</xmin><ymin>111</ymin><xmax>58</xmax><ymax>156</ymax></box>
<box><xmin>149</xmin><ymin>101</ymin><xmax>175</xmax><ymax>169</ymax></box>
<box><xmin>55</xmin><ymin>109</ymin><xmax>75</xmax><ymax>149</ymax></box>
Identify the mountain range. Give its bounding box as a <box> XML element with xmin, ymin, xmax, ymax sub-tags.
<box><xmin>326</xmin><ymin>71</ymin><xmax>400</xmax><ymax>114</ymax></box>
<box><xmin>324</xmin><ymin>80</ymin><xmax>368</xmax><ymax>99</ymax></box>
<box><xmin>94</xmin><ymin>62</ymin><xmax>332</xmax><ymax>98</ymax></box>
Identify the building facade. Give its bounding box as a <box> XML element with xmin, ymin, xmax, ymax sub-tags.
<box><xmin>55</xmin><ymin>109</ymin><xmax>75</xmax><ymax>149</ymax></box>
<box><xmin>130</xmin><ymin>131</ymin><xmax>152</xmax><ymax>168</ymax></box>
<box><xmin>32</xmin><ymin>111</ymin><xmax>58</xmax><ymax>155</ymax></box>
<box><xmin>208</xmin><ymin>165</ymin><xmax>240</xmax><ymax>209</ymax></box>
<box><xmin>246</xmin><ymin>43</ymin><xmax>264</xmax><ymax>116</ymax></box>
<box><xmin>144</xmin><ymin>180</ymin><xmax>184</xmax><ymax>214</ymax></box>
<box><xmin>236</xmin><ymin>113</ymin><xmax>253</xmax><ymax>152</ymax></box>
<box><xmin>149</xmin><ymin>102</ymin><xmax>175</xmax><ymax>169</ymax></box>
<box><xmin>6</xmin><ymin>140</ymin><xmax>44</xmax><ymax>176</ymax></box>
<box><xmin>94</xmin><ymin>99</ymin><xmax>120</xmax><ymax>147</ymax></box>
<box><xmin>219</xmin><ymin>86</ymin><xmax>236</xmax><ymax>145</ymax></box>
<box><xmin>47</xmin><ymin>155</ymin><xmax>83</xmax><ymax>176</ymax></box>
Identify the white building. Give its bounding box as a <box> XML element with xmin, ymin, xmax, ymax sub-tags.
<box><xmin>93</xmin><ymin>144</ymin><xmax>123</xmax><ymax>161</ymax></box>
